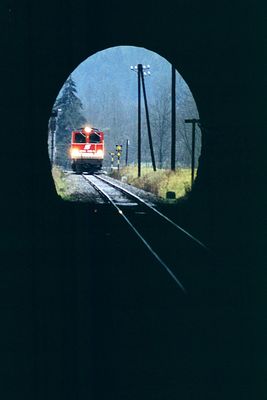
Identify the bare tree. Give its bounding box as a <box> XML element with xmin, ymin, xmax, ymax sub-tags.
<box><xmin>150</xmin><ymin>84</ymin><xmax>171</xmax><ymax>168</ymax></box>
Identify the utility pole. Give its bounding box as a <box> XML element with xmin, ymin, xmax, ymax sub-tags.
<box><xmin>137</xmin><ymin>64</ymin><xmax>141</xmax><ymax>177</ymax></box>
<box><xmin>185</xmin><ymin>118</ymin><xmax>200</xmax><ymax>187</ymax></box>
<box><xmin>131</xmin><ymin>63</ymin><xmax>155</xmax><ymax>177</ymax></box>
<box><xmin>125</xmin><ymin>139</ymin><xmax>129</xmax><ymax>166</ymax></box>
<box><xmin>140</xmin><ymin>67</ymin><xmax>156</xmax><ymax>171</ymax></box>
<box><xmin>50</xmin><ymin>109</ymin><xmax>58</xmax><ymax>165</ymax></box>
<box><xmin>171</xmin><ymin>65</ymin><xmax>176</xmax><ymax>171</ymax></box>
<box><xmin>50</xmin><ymin>108</ymin><xmax>62</xmax><ymax>166</ymax></box>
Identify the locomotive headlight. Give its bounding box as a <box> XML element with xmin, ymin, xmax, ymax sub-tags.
<box><xmin>70</xmin><ymin>148</ymin><xmax>80</xmax><ymax>158</ymax></box>
<box><xmin>96</xmin><ymin>150</ymin><xmax>104</xmax><ymax>157</ymax></box>
<box><xmin>84</xmin><ymin>126</ymin><xmax>92</xmax><ymax>133</ymax></box>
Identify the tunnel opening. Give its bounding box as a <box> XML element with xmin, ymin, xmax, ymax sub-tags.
<box><xmin>48</xmin><ymin>45</ymin><xmax>202</xmax><ymax>203</ymax></box>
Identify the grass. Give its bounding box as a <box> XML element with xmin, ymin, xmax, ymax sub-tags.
<box><xmin>51</xmin><ymin>165</ymin><xmax>73</xmax><ymax>200</ymax></box>
<box><xmin>51</xmin><ymin>165</ymin><xmax>195</xmax><ymax>202</ymax></box>
<box><xmin>110</xmin><ymin>166</ymin><xmax>195</xmax><ymax>200</ymax></box>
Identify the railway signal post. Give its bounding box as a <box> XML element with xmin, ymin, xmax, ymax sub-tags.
<box><xmin>185</xmin><ymin>118</ymin><xmax>200</xmax><ymax>187</ymax></box>
<box><xmin>116</xmin><ymin>144</ymin><xmax>122</xmax><ymax>171</ymax></box>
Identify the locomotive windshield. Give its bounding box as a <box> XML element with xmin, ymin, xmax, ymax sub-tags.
<box><xmin>74</xmin><ymin>132</ymin><xmax>86</xmax><ymax>143</ymax></box>
<box><xmin>89</xmin><ymin>133</ymin><xmax>101</xmax><ymax>143</ymax></box>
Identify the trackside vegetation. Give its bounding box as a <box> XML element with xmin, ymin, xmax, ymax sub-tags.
<box><xmin>51</xmin><ymin>165</ymin><xmax>194</xmax><ymax>202</ymax></box>
<box><xmin>110</xmin><ymin>166</ymin><xmax>194</xmax><ymax>200</ymax></box>
<box><xmin>52</xmin><ymin>166</ymin><xmax>74</xmax><ymax>200</ymax></box>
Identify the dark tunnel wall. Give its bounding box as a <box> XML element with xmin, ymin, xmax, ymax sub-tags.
<box><xmin>8</xmin><ymin>2</ymin><xmax>263</xmax><ymax>205</ymax></box>
<box><xmin>3</xmin><ymin>1</ymin><xmax>266</xmax><ymax>399</ymax></box>
<box><xmin>13</xmin><ymin>1</ymin><xmax>263</xmax><ymax>250</ymax></box>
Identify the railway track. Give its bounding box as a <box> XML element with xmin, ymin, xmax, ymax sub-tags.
<box><xmin>82</xmin><ymin>173</ymin><xmax>210</xmax><ymax>294</ymax></box>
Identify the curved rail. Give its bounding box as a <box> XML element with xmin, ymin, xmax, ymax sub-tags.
<box><xmin>82</xmin><ymin>174</ymin><xmax>187</xmax><ymax>294</ymax></box>
<box><xmin>94</xmin><ymin>174</ymin><xmax>208</xmax><ymax>251</ymax></box>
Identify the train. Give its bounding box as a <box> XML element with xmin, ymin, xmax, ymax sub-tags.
<box><xmin>69</xmin><ymin>126</ymin><xmax>104</xmax><ymax>173</ymax></box>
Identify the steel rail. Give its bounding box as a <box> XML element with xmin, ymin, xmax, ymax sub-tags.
<box><xmin>94</xmin><ymin>174</ymin><xmax>209</xmax><ymax>251</ymax></box>
<box><xmin>82</xmin><ymin>174</ymin><xmax>187</xmax><ymax>294</ymax></box>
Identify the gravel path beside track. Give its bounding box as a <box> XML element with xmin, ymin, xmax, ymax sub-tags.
<box><xmin>59</xmin><ymin>170</ymin><xmax>164</xmax><ymax>205</ymax></box>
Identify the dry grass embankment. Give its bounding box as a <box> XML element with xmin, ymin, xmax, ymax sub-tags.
<box><xmin>111</xmin><ymin>166</ymin><xmax>194</xmax><ymax>200</ymax></box>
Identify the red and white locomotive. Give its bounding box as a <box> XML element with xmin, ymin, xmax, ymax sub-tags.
<box><xmin>70</xmin><ymin>126</ymin><xmax>104</xmax><ymax>173</ymax></box>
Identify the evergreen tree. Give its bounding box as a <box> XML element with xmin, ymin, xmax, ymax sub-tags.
<box><xmin>53</xmin><ymin>75</ymin><xmax>86</xmax><ymax>167</ymax></box>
